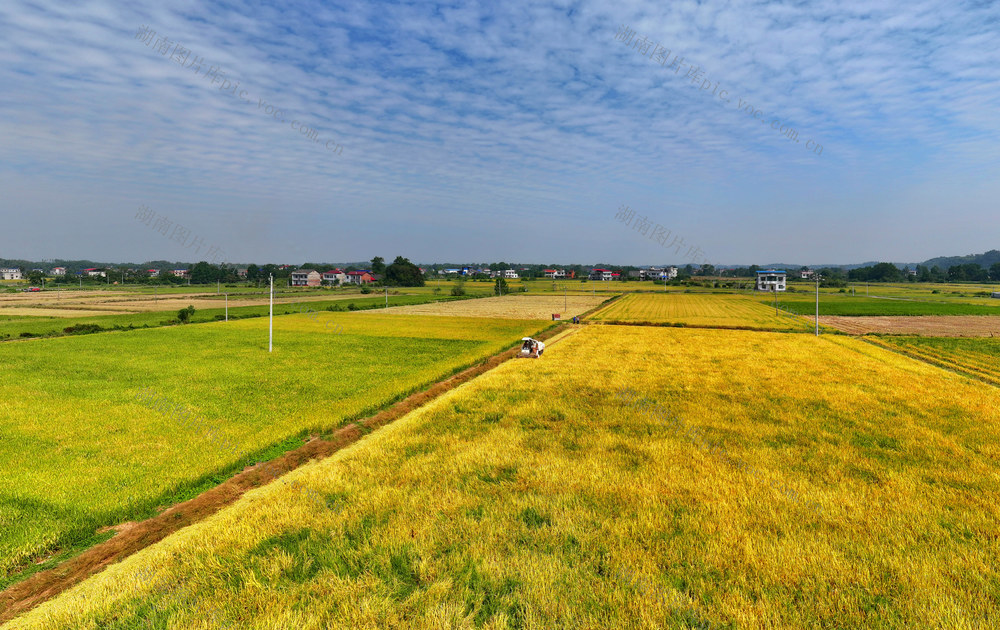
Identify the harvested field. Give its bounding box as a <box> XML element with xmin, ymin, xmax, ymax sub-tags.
<box><xmin>370</xmin><ymin>294</ymin><xmax>606</xmax><ymax>319</ymax></box>
<box><xmin>0</xmin><ymin>308</ymin><xmax>127</xmax><ymax>318</ymax></box>
<box><xmin>0</xmin><ymin>292</ymin><xmax>359</xmax><ymax>315</ymax></box>
<box><xmin>820</xmin><ymin>315</ymin><xmax>1000</xmax><ymax>336</ymax></box>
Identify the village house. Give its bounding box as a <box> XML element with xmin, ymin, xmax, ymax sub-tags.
<box><xmin>756</xmin><ymin>269</ymin><xmax>787</xmax><ymax>291</ymax></box>
<box><xmin>0</xmin><ymin>267</ymin><xmax>23</xmax><ymax>280</ymax></box>
<box><xmin>322</xmin><ymin>269</ymin><xmax>346</xmax><ymax>285</ymax></box>
<box><xmin>345</xmin><ymin>270</ymin><xmax>375</xmax><ymax>285</ymax></box>
<box><xmin>83</xmin><ymin>267</ymin><xmax>107</xmax><ymax>278</ymax></box>
<box><xmin>589</xmin><ymin>268</ymin><xmax>619</xmax><ymax>281</ymax></box>
<box><xmin>544</xmin><ymin>269</ymin><xmax>567</xmax><ymax>279</ymax></box>
<box><xmin>50</xmin><ymin>267</ymin><xmax>66</xmax><ymax>276</ymax></box>
<box><xmin>290</xmin><ymin>269</ymin><xmax>322</xmax><ymax>287</ymax></box>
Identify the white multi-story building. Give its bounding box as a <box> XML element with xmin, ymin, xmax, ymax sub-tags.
<box><xmin>589</xmin><ymin>268</ymin><xmax>617</xmax><ymax>281</ymax></box>
<box><xmin>322</xmin><ymin>269</ymin><xmax>346</xmax><ymax>285</ymax></box>
<box><xmin>51</xmin><ymin>267</ymin><xmax>66</xmax><ymax>276</ymax></box>
<box><xmin>291</xmin><ymin>269</ymin><xmax>321</xmax><ymax>287</ymax></box>
<box><xmin>0</xmin><ymin>267</ymin><xmax>22</xmax><ymax>280</ymax></box>
<box><xmin>756</xmin><ymin>270</ymin><xmax>787</xmax><ymax>292</ymax></box>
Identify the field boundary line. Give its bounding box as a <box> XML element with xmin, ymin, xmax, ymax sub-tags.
<box><xmin>0</xmin><ymin>323</ymin><xmax>574</xmax><ymax>624</ymax></box>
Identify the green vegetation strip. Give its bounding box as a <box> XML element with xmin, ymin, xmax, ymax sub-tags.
<box><xmin>772</xmin><ymin>294</ymin><xmax>1000</xmax><ymax>316</ymax></box>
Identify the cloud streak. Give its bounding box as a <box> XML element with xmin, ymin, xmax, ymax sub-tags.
<box><xmin>1</xmin><ymin>0</ymin><xmax>998</xmax><ymax>265</ymax></box>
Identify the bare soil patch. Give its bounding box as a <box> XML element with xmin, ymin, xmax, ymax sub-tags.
<box><xmin>820</xmin><ymin>315</ymin><xmax>1000</xmax><ymax>336</ymax></box>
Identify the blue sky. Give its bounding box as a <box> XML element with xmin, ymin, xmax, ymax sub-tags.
<box><xmin>1</xmin><ymin>0</ymin><xmax>998</xmax><ymax>266</ymax></box>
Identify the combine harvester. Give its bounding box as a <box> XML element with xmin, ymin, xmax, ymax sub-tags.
<box><xmin>519</xmin><ymin>337</ymin><xmax>545</xmax><ymax>358</ymax></box>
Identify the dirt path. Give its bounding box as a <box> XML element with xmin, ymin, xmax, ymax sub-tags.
<box><xmin>0</xmin><ymin>324</ymin><xmax>573</xmax><ymax>624</ymax></box>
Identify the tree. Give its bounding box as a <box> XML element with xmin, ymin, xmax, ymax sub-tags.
<box><xmin>370</xmin><ymin>256</ymin><xmax>386</xmax><ymax>275</ymax></box>
<box><xmin>991</xmin><ymin>262</ymin><xmax>1000</xmax><ymax>282</ymax></box>
<box><xmin>190</xmin><ymin>261</ymin><xmax>221</xmax><ymax>284</ymax></box>
<box><xmin>246</xmin><ymin>264</ymin><xmax>261</xmax><ymax>283</ymax></box>
<box><xmin>27</xmin><ymin>270</ymin><xmax>44</xmax><ymax>285</ymax></box>
<box><xmin>177</xmin><ymin>305</ymin><xmax>195</xmax><ymax>323</ymax></box>
<box><xmin>451</xmin><ymin>279</ymin><xmax>466</xmax><ymax>296</ymax></box>
<box><xmin>384</xmin><ymin>256</ymin><xmax>424</xmax><ymax>286</ymax></box>
<box><xmin>494</xmin><ymin>277</ymin><xmax>509</xmax><ymax>295</ymax></box>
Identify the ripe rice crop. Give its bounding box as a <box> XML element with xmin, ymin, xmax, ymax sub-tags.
<box><xmin>11</xmin><ymin>326</ymin><xmax>1000</xmax><ymax>628</ymax></box>
<box><xmin>372</xmin><ymin>294</ymin><xmax>606</xmax><ymax>319</ymax></box>
<box><xmin>869</xmin><ymin>335</ymin><xmax>1000</xmax><ymax>386</ymax></box>
<box><xmin>589</xmin><ymin>292</ymin><xmax>813</xmax><ymax>330</ymax></box>
<box><xmin>0</xmin><ymin>313</ymin><xmax>547</xmax><ymax>584</ymax></box>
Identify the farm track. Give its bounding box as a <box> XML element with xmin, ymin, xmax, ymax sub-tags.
<box><xmin>0</xmin><ymin>323</ymin><xmax>576</xmax><ymax>624</ymax></box>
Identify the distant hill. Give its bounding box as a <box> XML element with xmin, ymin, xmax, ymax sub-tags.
<box><xmin>921</xmin><ymin>249</ymin><xmax>1000</xmax><ymax>270</ymax></box>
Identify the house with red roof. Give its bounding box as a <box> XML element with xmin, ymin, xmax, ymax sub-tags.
<box><xmin>344</xmin><ymin>270</ymin><xmax>375</xmax><ymax>285</ymax></box>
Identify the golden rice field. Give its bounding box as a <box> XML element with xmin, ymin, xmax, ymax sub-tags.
<box><xmin>372</xmin><ymin>294</ymin><xmax>607</xmax><ymax>319</ymax></box>
<box><xmin>10</xmin><ymin>326</ymin><xmax>999</xmax><ymax>629</ymax></box>
<box><xmin>869</xmin><ymin>335</ymin><xmax>1000</xmax><ymax>387</ymax></box>
<box><xmin>588</xmin><ymin>292</ymin><xmax>814</xmax><ymax>331</ymax></box>
<box><xmin>0</xmin><ymin>313</ymin><xmax>547</xmax><ymax>584</ymax></box>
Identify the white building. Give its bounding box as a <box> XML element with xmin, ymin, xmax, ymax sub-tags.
<box><xmin>290</xmin><ymin>269</ymin><xmax>321</xmax><ymax>287</ymax></box>
<box><xmin>171</xmin><ymin>269</ymin><xmax>189</xmax><ymax>278</ymax></box>
<box><xmin>322</xmin><ymin>269</ymin><xmax>346</xmax><ymax>285</ymax></box>
<box><xmin>637</xmin><ymin>267</ymin><xmax>678</xmax><ymax>281</ymax></box>
<box><xmin>756</xmin><ymin>270</ymin><xmax>787</xmax><ymax>292</ymax></box>
<box><xmin>800</xmin><ymin>269</ymin><xmax>814</xmax><ymax>279</ymax></box>
<box><xmin>544</xmin><ymin>269</ymin><xmax>566</xmax><ymax>278</ymax></box>
<box><xmin>0</xmin><ymin>267</ymin><xmax>22</xmax><ymax>280</ymax></box>
<box><xmin>589</xmin><ymin>268</ymin><xmax>616</xmax><ymax>281</ymax></box>
<box><xmin>51</xmin><ymin>267</ymin><xmax>66</xmax><ymax>276</ymax></box>
<box><xmin>503</xmin><ymin>269</ymin><xmax>519</xmax><ymax>279</ymax></box>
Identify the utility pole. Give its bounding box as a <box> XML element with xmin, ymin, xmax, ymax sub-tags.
<box><xmin>268</xmin><ymin>274</ymin><xmax>273</xmax><ymax>353</ymax></box>
<box><xmin>564</xmin><ymin>286</ymin><xmax>567</xmax><ymax>311</ymax></box>
<box><xmin>225</xmin><ymin>293</ymin><xmax>228</xmax><ymax>322</ymax></box>
<box><xmin>815</xmin><ymin>275</ymin><xmax>820</xmax><ymax>336</ymax></box>
<box><xmin>773</xmin><ymin>286</ymin><xmax>778</xmax><ymax>316</ymax></box>
<box><xmin>385</xmin><ymin>286</ymin><xmax>388</xmax><ymax>309</ymax></box>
